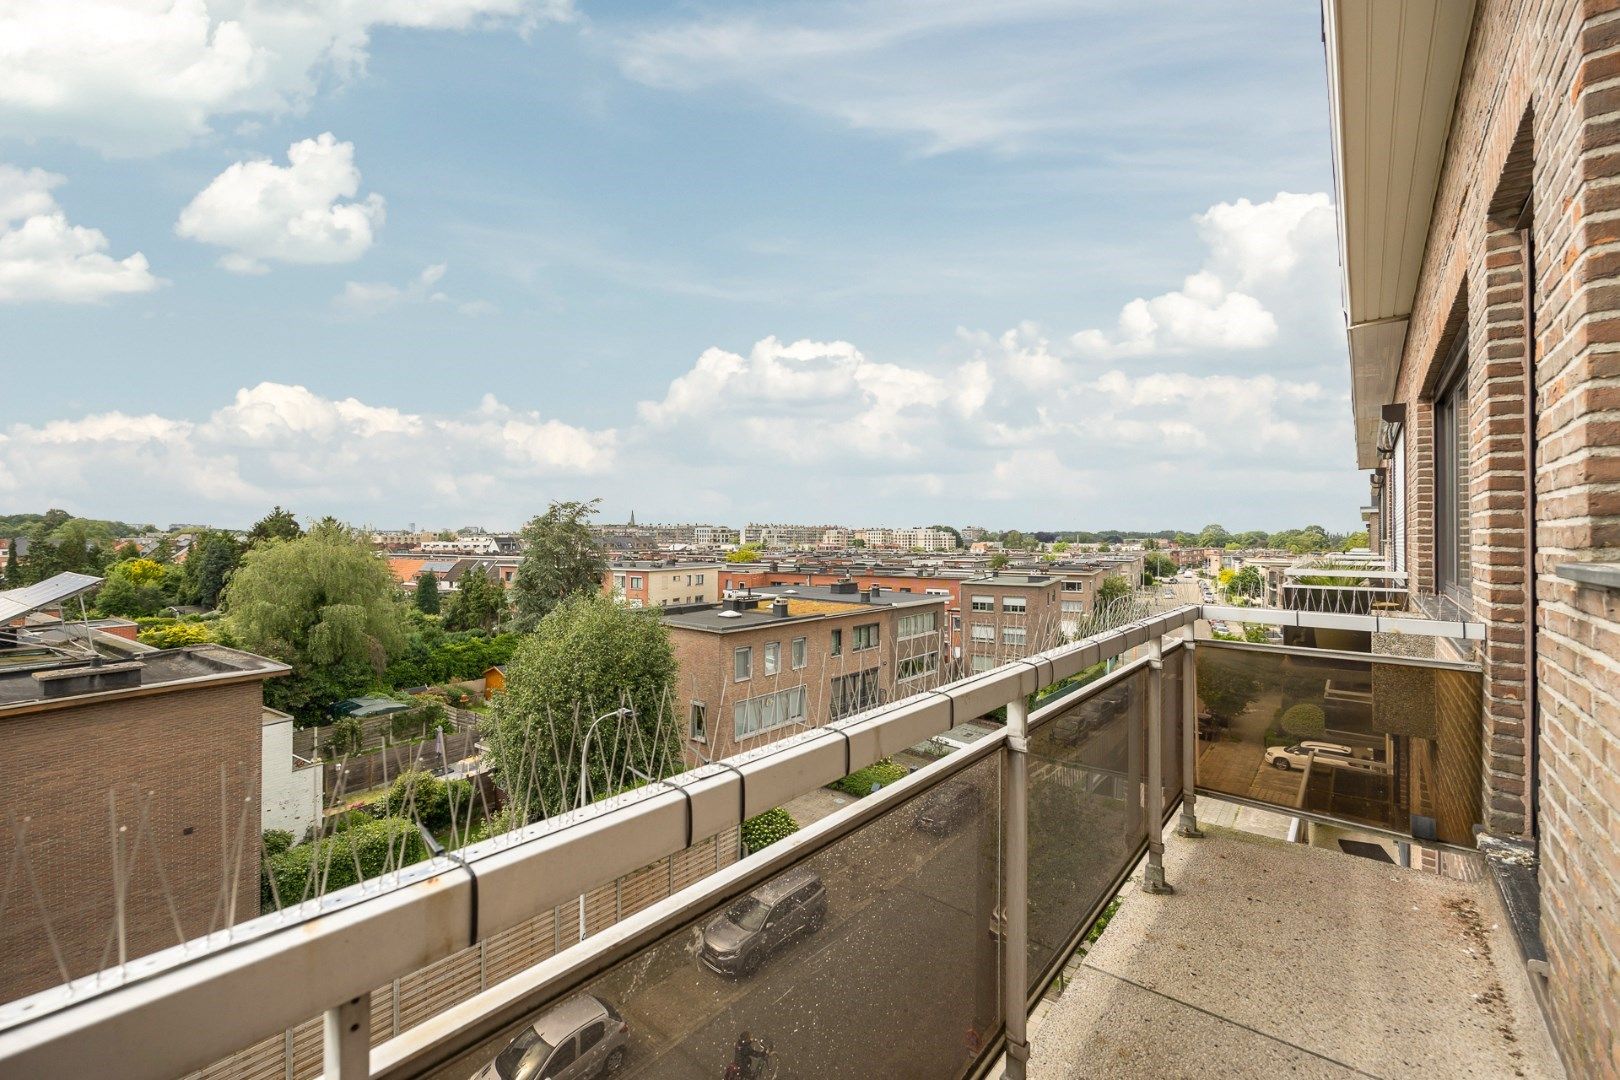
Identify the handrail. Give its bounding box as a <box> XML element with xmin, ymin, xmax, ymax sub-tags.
<box><xmin>0</xmin><ymin>608</ymin><xmax>1199</xmax><ymax>1080</ymax></box>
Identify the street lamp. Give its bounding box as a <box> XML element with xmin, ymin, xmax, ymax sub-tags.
<box><xmin>577</xmin><ymin>706</ymin><xmax>632</xmax><ymax>810</ymax></box>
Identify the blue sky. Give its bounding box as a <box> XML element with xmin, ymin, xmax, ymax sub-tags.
<box><xmin>0</xmin><ymin>0</ymin><xmax>1360</xmax><ymax>532</ymax></box>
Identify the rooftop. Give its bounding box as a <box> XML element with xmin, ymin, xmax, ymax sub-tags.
<box><xmin>0</xmin><ymin>645</ymin><xmax>288</xmax><ymax>711</ymax></box>
<box><xmin>964</xmin><ymin>573</ymin><xmax>1057</xmax><ymax>585</ymax></box>
<box><xmin>661</xmin><ymin>583</ymin><xmax>944</xmax><ymax>631</ymax></box>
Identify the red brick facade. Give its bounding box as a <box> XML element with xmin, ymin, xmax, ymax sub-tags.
<box><xmin>1378</xmin><ymin>3</ymin><xmax>1620</xmax><ymax>1072</ymax></box>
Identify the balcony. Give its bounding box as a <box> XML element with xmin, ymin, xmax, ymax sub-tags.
<box><xmin>0</xmin><ymin>605</ymin><xmax>1550</xmax><ymax>1080</ymax></box>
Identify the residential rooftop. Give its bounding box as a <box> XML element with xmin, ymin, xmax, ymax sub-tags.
<box><xmin>660</xmin><ymin>582</ymin><xmax>944</xmax><ymax>632</ymax></box>
<box><xmin>0</xmin><ymin>645</ymin><xmax>288</xmax><ymax>711</ymax></box>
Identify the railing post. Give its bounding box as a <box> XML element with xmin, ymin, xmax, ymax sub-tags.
<box><xmin>1002</xmin><ymin>692</ymin><xmax>1031</xmax><ymax>1080</ymax></box>
<box><xmin>1142</xmin><ymin>638</ymin><xmax>1173</xmax><ymax>894</ymax></box>
<box><xmin>1176</xmin><ymin>640</ymin><xmax>1204</xmax><ymax>838</ymax></box>
<box><xmin>323</xmin><ymin>991</ymin><xmax>370</xmax><ymax>1080</ymax></box>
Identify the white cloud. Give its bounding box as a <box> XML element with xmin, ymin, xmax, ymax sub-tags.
<box><xmin>176</xmin><ymin>134</ymin><xmax>385</xmax><ymax>272</ymax></box>
<box><xmin>1070</xmin><ymin>191</ymin><xmax>1334</xmax><ymax>359</ymax></box>
<box><xmin>0</xmin><ymin>164</ymin><xmax>162</xmax><ymax>303</ymax></box>
<box><xmin>0</xmin><ymin>381</ymin><xmax>613</xmax><ymax>519</ymax></box>
<box><xmin>0</xmin><ymin>0</ymin><xmax>576</xmax><ymax>156</ymax></box>
<box><xmin>334</xmin><ymin>263</ymin><xmax>493</xmax><ymax>317</ymax></box>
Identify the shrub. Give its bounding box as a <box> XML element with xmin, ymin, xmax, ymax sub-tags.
<box><xmin>469</xmin><ymin>805</ymin><xmax>526</xmax><ymax>844</ymax></box>
<box><xmin>741</xmin><ymin>808</ymin><xmax>800</xmax><ymax>854</ymax></box>
<box><xmin>263</xmin><ymin>816</ymin><xmax>428</xmax><ymax>905</ymax></box>
<box><xmin>262</xmin><ymin>829</ymin><xmax>294</xmax><ymax>858</ymax></box>
<box><xmin>374</xmin><ymin>770</ymin><xmax>477</xmax><ymax>831</ymax></box>
<box><xmin>829</xmin><ymin>758</ymin><xmax>907</xmax><ymax>797</ymax></box>
<box><xmin>138</xmin><ymin>621</ymin><xmax>217</xmax><ymax>649</ymax></box>
<box><xmin>326</xmin><ymin>716</ymin><xmax>364</xmax><ymax>758</ymax></box>
<box><xmin>1280</xmin><ymin>703</ymin><xmax>1326</xmax><ymax>739</ymax></box>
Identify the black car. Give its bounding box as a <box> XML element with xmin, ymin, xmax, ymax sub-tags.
<box><xmin>699</xmin><ymin>868</ymin><xmax>826</xmax><ymax>976</ymax></box>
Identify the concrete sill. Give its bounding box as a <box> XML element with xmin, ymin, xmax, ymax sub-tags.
<box><xmin>1553</xmin><ymin>561</ymin><xmax>1620</xmax><ymax>591</ymax></box>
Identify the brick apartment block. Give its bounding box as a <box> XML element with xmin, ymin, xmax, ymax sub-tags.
<box><xmin>0</xmin><ymin>647</ymin><xmax>286</xmax><ymax>1004</ymax></box>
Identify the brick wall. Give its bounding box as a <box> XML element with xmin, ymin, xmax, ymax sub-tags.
<box><xmin>0</xmin><ymin>681</ymin><xmax>265</xmax><ymax>1003</ymax></box>
<box><xmin>1387</xmin><ymin>1</ymin><xmax>1620</xmax><ymax>1073</ymax></box>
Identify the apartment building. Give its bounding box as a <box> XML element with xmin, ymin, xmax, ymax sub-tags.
<box><xmin>662</xmin><ymin>583</ymin><xmax>947</xmax><ymax>761</ymax></box>
<box><xmin>960</xmin><ymin>573</ymin><xmax>1062</xmax><ymax>674</ymax></box>
<box><xmin>0</xmin><ymin>643</ymin><xmax>287</xmax><ymax>1004</ymax></box>
<box><xmin>1045</xmin><ymin>564</ymin><xmax>1121</xmax><ymax>637</ymax></box>
<box><xmin>605</xmin><ymin>560</ymin><xmax>722</xmax><ymax>608</ymax></box>
<box><xmin>739</xmin><ymin>523</ymin><xmax>835</xmax><ymax>548</ymax></box>
<box><xmin>852</xmin><ymin>526</ymin><xmax>959</xmax><ymax>552</ymax></box>
<box><xmin>1328</xmin><ymin>3</ymin><xmax>1620</xmax><ymax>1070</ymax></box>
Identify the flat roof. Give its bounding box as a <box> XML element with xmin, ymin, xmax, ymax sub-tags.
<box><xmin>0</xmin><ymin>645</ymin><xmax>288</xmax><ymax>711</ymax></box>
<box><xmin>963</xmin><ymin>574</ymin><xmax>1056</xmax><ymax>586</ymax></box>
<box><xmin>662</xmin><ymin>585</ymin><xmax>943</xmax><ymax>632</ymax></box>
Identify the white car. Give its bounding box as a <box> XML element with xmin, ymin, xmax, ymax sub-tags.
<box><xmin>1264</xmin><ymin>740</ymin><xmax>1358</xmax><ymax>771</ymax></box>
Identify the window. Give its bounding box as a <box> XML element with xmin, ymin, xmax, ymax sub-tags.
<box><xmin>696</xmin><ymin>573</ymin><xmax>705</xmax><ymax>584</ymax></box>
<box><xmin>613</xmin><ymin>573</ymin><xmax>625</xmax><ymax>589</ymax></box>
<box><xmin>764</xmin><ymin>641</ymin><xmax>780</xmax><ymax>675</ymax></box>
<box><xmin>971</xmin><ymin>655</ymin><xmax>996</xmax><ymax>673</ymax></box>
<box><xmin>830</xmin><ymin>668</ymin><xmax>881</xmax><ymax>719</ymax></box>
<box><xmin>1002</xmin><ymin>596</ymin><xmax>1026</xmax><ymax>614</ymax></box>
<box><xmin>951</xmin><ymin>614</ymin><xmax>961</xmax><ymax>631</ymax></box>
<box><xmin>792</xmin><ymin>637</ymin><xmax>807</xmax><ymax>670</ymax></box>
<box><xmin>970</xmin><ymin>594</ymin><xmax>994</xmax><ymax>612</ymax></box>
<box><xmin>970</xmin><ymin>623</ymin><xmax>995</xmax><ymax>642</ymax></box>
<box><xmin>897</xmin><ymin>651</ymin><xmax>938</xmax><ymax>682</ymax></box>
<box><xmin>1002</xmin><ymin>626</ymin><xmax>1026</xmax><ymax>646</ymax></box>
<box><xmin>628</xmin><ymin>599</ymin><xmax>644</xmax><ymax>609</ymax></box>
<box><xmin>690</xmin><ymin>702</ymin><xmax>707</xmax><ymax>741</ymax></box>
<box><xmin>629</xmin><ymin>575</ymin><xmax>643</xmax><ymax>589</ymax></box>
<box><xmin>579</xmin><ymin>1022</ymin><xmax>605</xmax><ymax>1054</ymax></box>
<box><xmin>733</xmin><ymin>686</ymin><xmax>808</xmax><ymax>740</ymax></box>
<box><xmin>734</xmin><ymin>646</ymin><xmax>752</xmax><ymax>681</ymax></box>
<box><xmin>852</xmin><ymin>622</ymin><xmax>879</xmax><ymax>651</ymax></box>
<box><xmin>830</xmin><ymin>629</ymin><xmax>842</xmax><ymax>656</ymax></box>
<box><xmin>897</xmin><ymin>610</ymin><xmax>937</xmax><ymax>639</ymax></box>
<box><xmin>1434</xmin><ymin>340</ymin><xmax>1472</xmax><ymax>607</ymax></box>
<box><xmin>547</xmin><ymin>1040</ymin><xmax>577</xmax><ymax>1074</ymax></box>
<box><xmin>1062</xmin><ymin>581</ymin><xmax>1084</xmax><ymax>592</ymax></box>
<box><xmin>1061</xmin><ymin>600</ymin><xmax>1085</xmax><ymax>614</ymax></box>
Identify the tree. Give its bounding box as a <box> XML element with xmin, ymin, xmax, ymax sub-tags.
<box><xmin>96</xmin><ymin>558</ymin><xmax>176</xmax><ymax>617</ymax></box>
<box><xmin>929</xmin><ymin>524</ymin><xmax>963</xmax><ymax>548</ymax></box>
<box><xmin>414</xmin><ymin>570</ymin><xmax>441</xmax><ymax>615</ymax></box>
<box><xmin>483</xmin><ymin>593</ymin><xmax>680</xmax><ymax>818</ymax></box>
<box><xmin>1096</xmin><ymin>574</ymin><xmax>1131</xmax><ymax>607</ymax></box>
<box><xmin>1144</xmin><ymin>552</ymin><xmax>1177</xmax><ymax>579</ymax></box>
<box><xmin>180</xmin><ymin>530</ymin><xmax>242</xmax><ymax>608</ymax></box>
<box><xmin>1342</xmin><ymin>531</ymin><xmax>1370</xmax><ymax>551</ymax></box>
<box><xmin>445</xmin><ymin>565</ymin><xmax>503</xmax><ymax>632</ymax></box>
<box><xmin>1228</xmin><ymin>566</ymin><xmax>1263</xmax><ymax>599</ymax></box>
<box><xmin>1197</xmin><ymin>652</ymin><xmax>1262</xmax><ymax>721</ymax></box>
<box><xmin>1196</xmin><ymin>523</ymin><xmax>1229</xmax><ymax>548</ymax></box>
<box><xmin>248</xmin><ymin>506</ymin><xmax>303</xmax><ymax>546</ymax></box>
<box><xmin>726</xmin><ymin>543</ymin><xmax>762</xmax><ymax>563</ymax></box>
<box><xmin>512</xmin><ymin>500</ymin><xmax>608</xmax><ymax>630</ymax></box>
<box><xmin>3</xmin><ymin>540</ymin><xmax>17</xmax><ymax>585</ymax></box>
<box><xmin>988</xmin><ymin>552</ymin><xmax>1010</xmax><ymax>571</ymax></box>
<box><xmin>223</xmin><ymin>522</ymin><xmax>409</xmax><ymax>721</ymax></box>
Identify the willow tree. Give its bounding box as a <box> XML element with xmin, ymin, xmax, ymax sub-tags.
<box><xmin>223</xmin><ymin>521</ymin><xmax>408</xmax><ymax>721</ymax></box>
<box><xmin>483</xmin><ymin>592</ymin><xmax>680</xmax><ymax>820</ymax></box>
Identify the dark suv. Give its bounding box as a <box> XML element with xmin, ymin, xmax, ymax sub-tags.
<box><xmin>699</xmin><ymin>868</ymin><xmax>827</xmax><ymax>976</ymax></box>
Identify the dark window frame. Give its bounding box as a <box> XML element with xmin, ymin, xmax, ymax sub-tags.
<box><xmin>1433</xmin><ymin>335</ymin><xmax>1473</xmax><ymax>611</ymax></box>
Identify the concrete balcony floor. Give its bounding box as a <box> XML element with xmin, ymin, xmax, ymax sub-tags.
<box><xmin>1029</xmin><ymin>816</ymin><xmax>1562</xmax><ymax>1078</ymax></box>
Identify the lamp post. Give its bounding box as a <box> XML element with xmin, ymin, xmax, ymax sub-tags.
<box><xmin>576</xmin><ymin>705</ymin><xmax>632</xmax><ymax>942</ymax></box>
<box><xmin>577</xmin><ymin>706</ymin><xmax>633</xmax><ymax>810</ymax></box>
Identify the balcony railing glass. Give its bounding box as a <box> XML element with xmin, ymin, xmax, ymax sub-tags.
<box><xmin>1193</xmin><ymin>641</ymin><xmax>1482</xmax><ymax>845</ymax></box>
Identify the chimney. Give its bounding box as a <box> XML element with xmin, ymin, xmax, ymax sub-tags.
<box><xmin>830</xmin><ymin>579</ymin><xmax>858</xmax><ymax>595</ymax></box>
<box><xmin>772</xmin><ymin>599</ymin><xmax>789</xmax><ymax>618</ymax></box>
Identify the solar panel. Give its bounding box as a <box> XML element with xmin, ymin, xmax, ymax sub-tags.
<box><xmin>0</xmin><ymin>572</ymin><xmax>104</xmax><ymax>624</ymax></box>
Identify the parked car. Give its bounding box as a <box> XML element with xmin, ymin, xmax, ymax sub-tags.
<box><xmin>699</xmin><ymin>868</ymin><xmax>827</xmax><ymax>976</ymax></box>
<box><xmin>913</xmin><ymin>782</ymin><xmax>983</xmax><ymax>834</ymax></box>
<box><xmin>1264</xmin><ymin>740</ymin><xmax>1358</xmax><ymax>771</ymax></box>
<box><xmin>476</xmin><ymin>994</ymin><xmax>628</xmax><ymax>1080</ymax></box>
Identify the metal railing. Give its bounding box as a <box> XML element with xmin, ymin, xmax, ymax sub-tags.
<box><xmin>0</xmin><ymin>604</ymin><xmax>1487</xmax><ymax>1080</ymax></box>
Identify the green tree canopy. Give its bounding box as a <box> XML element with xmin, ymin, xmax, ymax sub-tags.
<box><xmin>180</xmin><ymin>530</ymin><xmax>243</xmax><ymax>609</ymax></box>
<box><xmin>988</xmin><ymin>552</ymin><xmax>1010</xmax><ymax>570</ymax></box>
<box><xmin>512</xmin><ymin>500</ymin><xmax>607</xmax><ymax>631</ymax></box>
<box><xmin>413</xmin><ymin>570</ymin><xmax>441</xmax><ymax>615</ymax></box>
<box><xmin>1096</xmin><ymin>574</ymin><xmax>1131</xmax><ymax>607</ymax></box>
<box><xmin>445</xmin><ymin>564</ymin><xmax>504</xmax><ymax>631</ymax></box>
<box><xmin>96</xmin><ymin>558</ymin><xmax>176</xmax><ymax>617</ymax></box>
<box><xmin>248</xmin><ymin>506</ymin><xmax>303</xmax><ymax>546</ymax></box>
<box><xmin>726</xmin><ymin>543</ymin><xmax>762</xmax><ymax>563</ymax></box>
<box><xmin>1197</xmin><ymin>652</ymin><xmax>1262</xmax><ymax>720</ymax></box>
<box><xmin>223</xmin><ymin>522</ymin><xmax>409</xmax><ymax>720</ymax></box>
<box><xmin>1196</xmin><ymin>523</ymin><xmax>1230</xmax><ymax>548</ymax></box>
<box><xmin>483</xmin><ymin>592</ymin><xmax>680</xmax><ymax>819</ymax></box>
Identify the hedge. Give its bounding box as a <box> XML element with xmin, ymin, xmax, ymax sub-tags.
<box><xmin>374</xmin><ymin>769</ymin><xmax>476</xmax><ymax>831</ymax></box>
<box><xmin>828</xmin><ymin>758</ymin><xmax>907</xmax><ymax>797</ymax></box>
<box><xmin>263</xmin><ymin>816</ymin><xmax>427</xmax><ymax>905</ymax></box>
<box><xmin>741</xmin><ymin>808</ymin><xmax>800</xmax><ymax>854</ymax></box>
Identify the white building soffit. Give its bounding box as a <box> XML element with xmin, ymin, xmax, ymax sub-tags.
<box><xmin>1325</xmin><ymin>0</ymin><xmax>1474</xmax><ymax>468</ymax></box>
